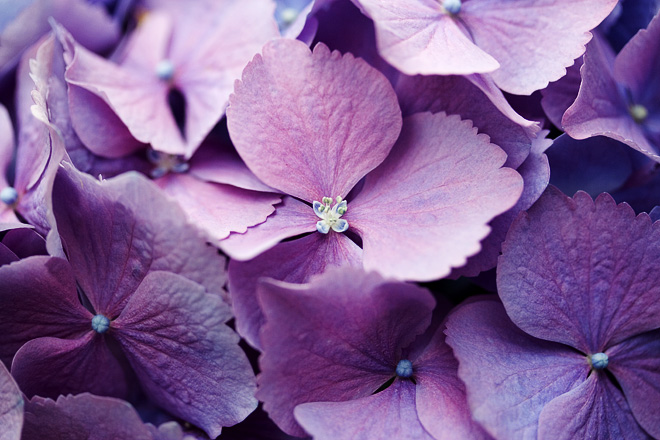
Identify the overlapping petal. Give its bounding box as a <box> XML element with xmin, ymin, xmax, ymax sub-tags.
<box><xmin>0</xmin><ymin>363</ymin><xmax>22</xmax><ymax>440</ymax></box>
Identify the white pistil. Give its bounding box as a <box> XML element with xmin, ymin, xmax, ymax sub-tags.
<box><xmin>313</xmin><ymin>196</ymin><xmax>348</xmax><ymax>234</ymax></box>
<box><xmin>0</xmin><ymin>187</ymin><xmax>18</xmax><ymax>206</ymax></box>
<box><xmin>629</xmin><ymin>104</ymin><xmax>648</xmax><ymax>124</ymax></box>
<box><xmin>147</xmin><ymin>149</ymin><xmax>189</xmax><ymax>178</ymax></box>
<box><xmin>155</xmin><ymin>59</ymin><xmax>175</xmax><ymax>82</ymax></box>
<box><xmin>443</xmin><ymin>0</ymin><xmax>462</xmax><ymax>14</ymax></box>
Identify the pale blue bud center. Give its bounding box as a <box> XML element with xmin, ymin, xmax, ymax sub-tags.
<box><xmin>91</xmin><ymin>314</ymin><xmax>110</xmax><ymax>334</ymax></box>
<box><xmin>0</xmin><ymin>187</ymin><xmax>18</xmax><ymax>205</ymax></box>
<box><xmin>443</xmin><ymin>0</ymin><xmax>461</xmax><ymax>14</ymax></box>
<box><xmin>155</xmin><ymin>59</ymin><xmax>175</xmax><ymax>81</ymax></box>
<box><xmin>629</xmin><ymin>104</ymin><xmax>648</xmax><ymax>123</ymax></box>
<box><xmin>396</xmin><ymin>359</ymin><xmax>414</xmax><ymax>378</ymax></box>
<box><xmin>147</xmin><ymin>149</ymin><xmax>189</xmax><ymax>178</ymax></box>
<box><xmin>590</xmin><ymin>352</ymin><xmax>609</xmax><ymax>370</ymax></box>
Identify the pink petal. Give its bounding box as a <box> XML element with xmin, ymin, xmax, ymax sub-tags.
<box><xmin>227</xmin><ymin>39</ymin><xmax>402</xmax><ymax>202</ymax></box>
<box><xmin>349</xmin><ymin>112</ymin><xmax>523</xmax><ymax>281</ymax></box>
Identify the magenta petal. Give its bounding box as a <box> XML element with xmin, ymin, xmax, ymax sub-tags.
<box><xmin>114</xmin><ymin>271</ymin><xmax>257</xmax><ymax>438</ymax></box>
<box><xmin>52</xmin><ymin>166</ymin><xmax>227</xmax><ymax>316</ymax></box>
<box><xmin>461</xmin><ymin>0</ymin><xmax>617</xmax><ymax>94</ymax></box>
<box><xmin>0</xmin><ymin>363</ymin><xmax>22</xmax><ymax>440</ymax></box>
<box><xmin>155</xmin><ymin>173</ymin><xmax>279</xmax><ymax>240</ymax></box>
<box><xmin>257</xmin><ymin>267</ymin><xmax>435</xmax><ymax>436</ymax></box>
<box><xmin>228</xmin><ymin>232</ymin><xmax>362</xmax><ymax>349</ymax></box>
<box><xmin>220</xmin><ymin>196</ymin><xmax>317</xmax><ymax>261</ymax></box>
<box><xmin>295</xmin><ymin>380</ymin><xmax>435</xmax><ymax>440</ymax></box>
<box><xmin>445</xmin><ymin>299</ymin><xmax>588</xmax><ymax>440</ymax></box>
<box><xmin>349</xmin><ymin>112</ymin><xmax>523</xmax><ymax>281</ymax></box>
<box><xmin>0</xmin><ymin>256</ymin><xmax>90</xmax><ymax>366</ymax></box>
<box><xmin>22</xmin><ymin>394</ymin><xmax>154</xmax><ymax>440</ymax></box>
<box><xmin>498</xmin><ymin>188</ymin><xmax>660</xmax><ymax>352</ymax></box>
<box><xmin>537</xmin><ymin>374</ymin><xmax>649</xmax><ymax>440</ymax></box>
<box><xmin>11</xmin><ymin>333</ymin><xmax>129</xmax><ymax>399</ymax></box>
<box><xmin>227</xmin><ymin>39</ymin><xmax>402</xmax><ymax>202</ymax></box>
<box><xmin>357</xmin><ymin>0</ymin><xmax>499</xmax><ymax>75</ymax></box>
<box><xmin>608</xmin><ymin>330</ymin><xmax>660</xmax><ymax>438</ymax></box>
<box><xmin>414</xmin><ymin>326</ymin><xmax>490</xmax><ymax>440</ymax></box>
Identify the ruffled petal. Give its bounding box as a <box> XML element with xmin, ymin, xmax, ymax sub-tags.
<box><xmin>0</xmin><ymin>363</ymin><xmax>22</xmax><ymax>440</ymax></box>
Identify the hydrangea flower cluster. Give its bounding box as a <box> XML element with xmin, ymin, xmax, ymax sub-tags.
<box><xmin>1</xmin><ymin>0</ymin><xmax>658</xmax><ymax>439</ymax></box>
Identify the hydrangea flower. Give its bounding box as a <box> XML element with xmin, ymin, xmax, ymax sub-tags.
<box><xmin>446</xmin><ymin>188</ymin><xmax>660</xmax><ymax>439</ymax></box>
<box><xmin>563</xmin><ymin>13</ymin><xmax>660</xmax><ymax>162</ymax></box>
<box><xmin>223</xmin><ymin>38</ymin><xmax>523</xmax><ymax>347</ymax></box>
<box><xmin>257</xmin><ymin>267</ymin><xmax>488</xmax><ymax>439</ymax></box>
<box><xmin>353</xmin><ymin>0</ymin><xmax>617</xmax><ymax>94</ymax></box>
<box><xmin>0</xmin><ymin>165</ymin><xmax>256</xmax><ymax>438</ymax></box>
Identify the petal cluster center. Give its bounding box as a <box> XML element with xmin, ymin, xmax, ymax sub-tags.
<box><xmin>313</xmin><ymin>196</ymin><xmax>348</xmax><ymax>234</ymax></box>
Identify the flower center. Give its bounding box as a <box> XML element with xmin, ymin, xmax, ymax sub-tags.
<box><xmin>0</xmin><ymin>187</ymin><xmax>18</xmax><ymax>206</ymax></box>
<box><xmin>589</xmin><ymin>352</ymin><xmax>609</xmax><ymax>370</ymax></box>
<box><xmin>147</xmin><ymin>149</ymin><xmax>189</xmax><ymax>178</ymax></box>
<box><xmin>313</xmin><ymin>196</ymin><xmax>348</xmax><ymax>234</ymax></box>
<box><xmin>155</xmin><ymin>59</ymin><xmax>175</xmax><ymax>82</ymax></box>
<box><xmin>442</xmin><ymin>0</ymin><xmax>461</xmax><ymax>14</ymax></box>
<box><xmin>91</xmin><ymin>314</ymin><xmax>110</xmax><ymax>334</ymax></box>
<box><xmin>629</xmin><ymin>104</ymin><xmax>648</xmax><ymax>123</ymax></box>
<box><xmin>396</xmin><ymin>359</ymin><xmax>414</xmax><ymax>378</ymax></box>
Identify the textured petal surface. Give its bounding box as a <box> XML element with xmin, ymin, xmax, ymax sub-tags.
<box><xmin>349</xmin><ymin>112</ymin><xmax>523</xmax><ymax>281</ymax></box>
<box><xmin>461</xmin><ymin>0</ymin><xmax>617</xmax><ymax>94</ymax></box>
<box><xmin>52</xmin><ymin>166</ymin><xmax>227</xmax><ymax>317</ymax></box>
<box><xmin>0</xmin><ymin>256</ymin><xmax>90</xmax><ymax>367</ymax></box>
<box><xmin>357</xmin><ymin>0</ymin><xmax>500</xmax><ymax>75</ymax></box>
<box><xmin>220</xmin><ymin>196</ymin><xmax>316</xmax><ymax>261</ymax></box>
<box><xmin>445</xmin><ymin>299</ymin><xmax>588</xmax><ymax>440</ymax></box>
<box><xmin>608</xmin><ymin>329</ymin><xmax>660</xmax><ymax>438</ymax></box>
<box><xmin>295</xmin><ymin>380</ymin><xmax>435</xmax><ymax>440</ymax></box>
<box><xmin>11</xmin><ymin>332</ymin><xmax>129</xmax><ymax>399</ymax></box>
<box><xmin>257</xmin><ymin>268</ymin><xmax>435</xmax><ymax>436</ymax></box>
<box><xmin>228</xmin><ymin>231</ymin><xmax>362</xmax><ymax>349</ymax></box>
<box><xmin>563</xmin><ymin>35</ymin><xmax>660</xmax><ymax>161</ymax></box>
<box><xmin>395</xmin><ymin>73</ymin><xmax>535</xmax><ymax>169</ymax></box>
<box><xmin>114</xmin><ymin>271</ymin><xmax>257</xmax><ymax>438</ymax></box>
<box><xmin>227</xmin><ymin>39</ymin><xmax>401</xmax><ymax>202</ymax></box>
<box><xmin>155</xmin><ymin>173</ymin><xmax>279</xmax><ymax>241</ymax></box>
<box><xmin>22</xmin><ymin>394</ymin><xmax>154</xmax><ymax>440</ymax></box>
<box><xmin>498</xmin><ymin>188</ymin><xmax>660</xmax><ymax>352</ymax></box>
<box><xmin>0</xmin><ymin>363</ymin><xmax>22</xmax><ymax>440</ymax></box>
<box><xmin>414</xmin><ymin>324</ymin><xmax>490</xmax><ymax>440</ymax></box>
<box><xmin>537</xmin><ymin>374</ymin><xmax>650</xmax><ymax>440</ymax></box>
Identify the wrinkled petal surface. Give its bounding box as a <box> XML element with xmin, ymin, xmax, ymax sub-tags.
<box><xmin>0</xmin><ymin>363</ymin><xmax>22</xmax><ymax>440</ymax></box>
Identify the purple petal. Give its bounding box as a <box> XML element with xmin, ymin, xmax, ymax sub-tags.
<box><xmin>414</xmin><ymin>325</ymin><xmax>490</xmax><ymax>440</ymax></box>
<box><xmin>52</xmin><ymin>165</ymin><xmax>227</xmax><ymax>317</ymax></box>
<box><xmin>498</xmin><ymin>188</ymin><xmax>660</xmax><ymax>352</ymax></box>
<box><xmin>257</xmin><ymin>267</ymin><xmax>435</xmax><ymax>436</ymax></box>
<box><xmin>295</xmin><ymin>380</ymin><xmax>435</xmax><ymax>440</ymax></box>
<box><xmin>563</xmin><ymin>34</ymin><xmax>660</xmax><ymax>161</ymax></box>
<box><xmin>537</xmin><ymin>374</ymin><xmax>649</xmax><ymax>439</ymax></box>
<box><xmin>11</xmin><ymin>332</ymin><xmax>129</xmax><ymax>399</ymax></box>
<box><xmin>227</xmin><ymin>39</ymin><xmax>402</xmax><ymax>202</ymax></box>
<box><xmin>155</xmin><ymin>173</ymin><xmax>279</xmax><ymax>240</ymax></box>
<box><xmin>608</xmin><ymin>329</ymin><xmax>660</xmax><ymax>438</ymax></box>
<box><xmin>114</xmin><ymin>271</ymin><xmax>257</xmax><ymax>438</ymax></box>
<box><xmin>395</xmin><ymin>73</ymin><xmax>535</xmax><ymax>169</ymax></box>
<box><xmin>220</xmin><ymin>196</ymin><xmax>318</xmax><ymax>261</ymax></box>
<box><xmin>0</xmin><ymin>256</ymin><xmax>90</xmax><ymax>367</ymax></box>
<box><xmin>357</xmin><ymin>0</ymin><xmax>500</xmax><ymax>75</ymax></box>
<box><xmin>540</xmin><ymin>57</ymin><xmax>583</xmax><ymax>128</ymax></box>
<box><xmin>461</xmin><ymin>0</ymin><xmax>617</xmax><ymax>94</ymax></box>
<box><xmin>22</xmin><ymin>394</ymin><xmax>155</xmax><ymax>440</ymax></box>
<box><xmin>228</xmin><ymin>231</ymin><xmax>362</xmax><ymax>349</ymax></box>
<box><xmin>0</xmin><ymin>363</ymin><xmax>22</xmax><ymax>440</ymax></box>
<box><xmin>349</xmin><ymin>112</ymin><xmax>523</xmax><ymax>281</ymax></box>
<box><xmin>445</xmin><ymin>299</ymin><xmax>588</xmax><ymax>440</ymax></box>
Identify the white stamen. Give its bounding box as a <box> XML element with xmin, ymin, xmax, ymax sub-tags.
<box><xmin>313</xmin><ymin>196</ymin><xmax>349</xmax><ymax>234</ymax></box>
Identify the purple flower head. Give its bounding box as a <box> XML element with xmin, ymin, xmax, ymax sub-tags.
<box><xmin>223</xmin><ymin>38</ymin><xmax>522</xmax><ymax>348</ymax></box>
<box><xmin>563</xmin><ymin>13</ymin><xmax>660</xmax><ymax>162</ymax></box>
<box><xmin>0</xmin><ymin>362</ymin><xmax>23</xmax><ymax>440</ymax></box>
<box><xmin>61</xmin><ymin>0</ymin><xmax>280</xmax><ymax>158</ymax></box>
<box><xmin>0</xmin><ymin>164</ymin><xmax>257</xmax><ymax>437</ymax></box>
<box><xmin>353</xmin><ymin>0</ymin><xmax>617</xmax><ymax>94</ymax></box>
<box><xmin>257</xmin><ymin>267</ymin><xmax>488</xmax><ymax>439</ymax></box>
<box><xmin>446</xmin><ymin>187</ymin><xmax>660</xmax><ymax>439</ymax></box>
